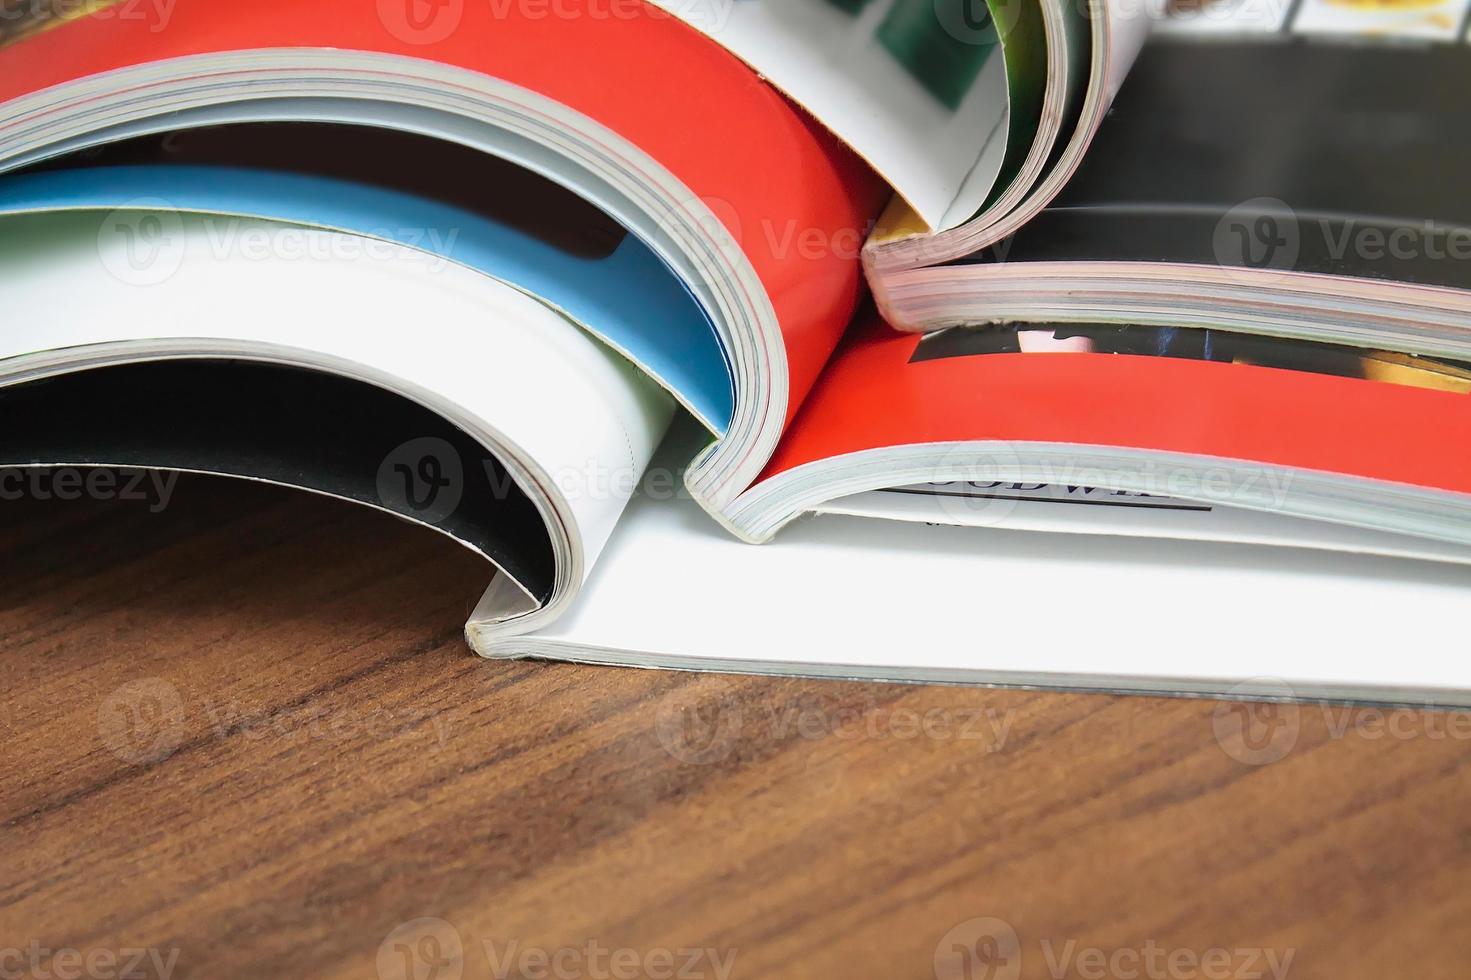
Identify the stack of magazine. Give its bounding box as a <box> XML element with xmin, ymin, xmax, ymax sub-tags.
<box><xmin>3</xmin><ymin>0</ymin><xmax>1471</xmax><ymax>703</ymax></box>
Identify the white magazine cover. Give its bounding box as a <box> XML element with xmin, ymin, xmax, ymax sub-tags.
<box><xmin>646</xmin><ymin>0</ymin><xmax>1013</xmax><ymax>230</ymax></box>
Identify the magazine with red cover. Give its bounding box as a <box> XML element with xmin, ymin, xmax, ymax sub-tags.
<box><xmin>0</xmin><ymin>0</ymin><xmax>890</xmax><ymax>499</ymax></box>
<box><xmin>4</xmin><ymin>0</ymin><xmax>1471</xmax><ymax>701</ymax></box>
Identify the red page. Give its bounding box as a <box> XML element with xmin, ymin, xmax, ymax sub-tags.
<box><xmin>0</xmin><ymin>0</ymin><xmax>888</xmax><ymax>421</ymax></box>
<box><xmin>763</xmin><ymin>311</ymin><xmax>1471</xmax><ymax>496</ymax></box>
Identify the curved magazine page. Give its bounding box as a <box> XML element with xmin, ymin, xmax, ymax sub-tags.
<box><xmin>966</xmin><ymin>0</ymin><xmax>1082</xmax><ymax>236</ymax></box>
<box><xmin>864</xmin><ymin>0</ymin><xmax>1157</xmax><ymax>282</ymax></box>
<box><xmin>0</xmin><ymin>360</ymin><xmax>557</xmax><ymax>597</ymax></box>
<box><xmin>981</xmin><ymin>0</ymin><xmax>1050</xmax><ymax>218</ymax></box>
<box><xmin>862</xmin><ymin>0</ymin><xmax>1088</xmax><ymax>255</ymax></box>
<box><xmin>875</xmin><ymin>35</ymin><xmax>1471</xmax><ymax>339</ymax></box>
<box><xmin>0</xmin><ymin>94</ymin><xmax>767</xmax><ymax>432</ymax></box>
<box><xmin>23</xmin><ymin>120</ymin><xmax>734</xmax><ymax>432</ymax></box>
<box><xmin>723</xmin><ymin>312</ymin><xmax>1471</xmax><ymax>545</ymax></box>
<box><xmin>991</xmin><ymin>36</ymin><xmax>1471</xmax><ymax>282</ymax></box>
<box><xmin>1013</xmin><ymin>38</ymin><xmax>1471</xmax><ymax>254</ymax></box>
<box><xmin>0</xmin><ymin>208</ymin><xmax>673</xmax><ymax>628</ymax></box>
<box><xmin>823</xmin><ymin>477</ymin><xmax>1471</xmax><ymax>565</ymax></box>
<box><xmin>644</xmin><ymin>0</ymin><xmax>1013</xmax><ymax>231</ymax></box>
<box><xmin>0</xmin><ymin>0</ymin><xmax>888</xmax><ymax>506</ymax></box>
<box><xmin>485</xmin><ymin>463</ymin><xmax>1471</xmax><ymax>706</ymax></box>
<box><xmin>872</xmin><ymin>262</ymin><xmax>1471</xmax><ymax>363</ymax></box>
<box><xmin>0</xmin><ymin>157</ymin><xmax>731</xmax><ymax>433</ymax></box>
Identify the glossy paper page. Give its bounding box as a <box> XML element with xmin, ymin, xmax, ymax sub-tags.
<box><xmin>0</xmin><ymin>0</ymin><xmax>887</xmax><ymax>427</ymax></box>
<box><xmin>496</xmin><ymin>469</ymin><xmax>1471</xmax><ymax>704</ymax></box>
<box><xmin>0</xmin><ymin>162</ymin><xmax>733</xmax><ymax>432</ymax></box>
<box><xmin>761</xmin><ymin>313</ymin><xmax>1471</xmax><ymax>499</ymax></box>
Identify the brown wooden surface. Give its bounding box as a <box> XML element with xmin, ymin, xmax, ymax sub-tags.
<box><xmin>3</xmin><ymin>476</ymin><xmax>1470</xmax><ymax>980</ymax></box>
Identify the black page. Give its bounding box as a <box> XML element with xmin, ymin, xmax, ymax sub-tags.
<box><xmin>0</xmin><ymin>361</ymin><xmax>554</xmax><ymax>601</ymax></box>
<box><xmin>971</xmin><ymin>37</ymin><xmax>1471</xmax><ymax>289</ymax></box>
<box><xmin>25</xmin><ymin>122</ymin><xmax>629</xmax><ymax>260</ymax></box>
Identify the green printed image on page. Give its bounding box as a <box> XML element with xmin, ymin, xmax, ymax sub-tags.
<box><xmin>982</xmin><ymin>0</ymin><xmax>1048</xmax><ymax>210</ymax></box>
<box><xmin>876</xmin><ymin>0</ymin><xmax>1001</xmax><ymax>110</ymax></box>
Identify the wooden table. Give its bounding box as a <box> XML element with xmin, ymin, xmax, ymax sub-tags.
<box><xmin>3</xmin><ymin>477</ymin><xmax>1469</xmax><ymax>979</ymax></box>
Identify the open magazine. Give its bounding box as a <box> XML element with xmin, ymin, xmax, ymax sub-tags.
<box><xmin>3</xmin><ymin>0</ymin><xmax>1471</xmax><ymax>703</ymax></box>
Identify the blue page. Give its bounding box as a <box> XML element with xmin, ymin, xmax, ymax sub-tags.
<box><xmin>0</xmin><ymin>165</ymin><xmax>733</xmax><ymax>433</ymax></box>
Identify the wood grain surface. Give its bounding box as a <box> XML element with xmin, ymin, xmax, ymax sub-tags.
<box><xmin>6</xmin><ymin>5</ymin><xmax>1471</xmax><ymax>977</ymax></box>
<box><xmin>2</xmin><ymin>475</ymin><xmax>1470</xmax><ymax>980</ymax></box>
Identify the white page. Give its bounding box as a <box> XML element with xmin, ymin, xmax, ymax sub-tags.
<box><xmin>490</xmin><ymin>482</ymin><xmax>1471</xmax><ymax>705</ymax></box>
<box><xmin>648</xmin><ymin>0</ymin><xmax>1011</xmax><ymax>230</ymax></box>
<box><xmin>0</xmin><ymin>209</ymin><xmax>672</xmax><ymax>578</ymax></box>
